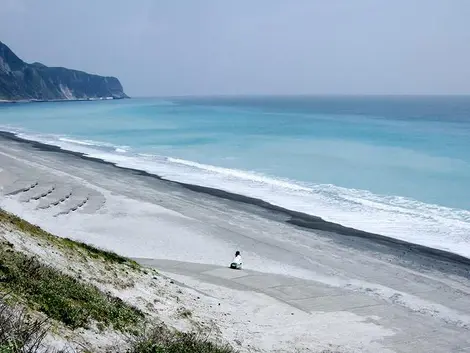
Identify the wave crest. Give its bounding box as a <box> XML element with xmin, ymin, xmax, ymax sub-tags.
<box><xmin>2</xmin><ymin>127</ymin><xmax>470</xmax><ymax>258</ymax></box>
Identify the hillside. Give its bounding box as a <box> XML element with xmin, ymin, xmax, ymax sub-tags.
<box><xmin>0</xmin><ymin>41</ymin><xmax>128</xmax><ymax>101</ymax></box>
<box><xmin>0</xmin><ymin>209</ymin><xmax>234</xmax><ymax>352</ymax></box>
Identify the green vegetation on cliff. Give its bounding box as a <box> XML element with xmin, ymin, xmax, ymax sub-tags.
<box><xmin>0</xmin><ymin>41</ymin><xmax>128</xmax><ymax>101</ymax></box>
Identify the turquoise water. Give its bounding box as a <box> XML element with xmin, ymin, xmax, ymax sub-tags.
<box><xmin>1</xmin><ymin>96</ymin><xmax>470</xmax><ymax>256</ymax></box>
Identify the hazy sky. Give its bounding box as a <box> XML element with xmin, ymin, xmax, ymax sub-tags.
<box><xmin>1</xmin><ymin>0</ymin><xmax>470</xmax><ymax>96</ymax></box>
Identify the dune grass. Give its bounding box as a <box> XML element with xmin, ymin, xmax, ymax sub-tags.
<box><xmin>0</xmin><ymin>209</ymin><xmax>139</xmax><ymax>269</ymax></box>
<box><xmin>128</xmin><ymin>325</ymin><xmax>235</xmax><ymax>353</ymax></box>
<box><xmin>0</xmin><ymin>244</ymin><xmax>144</xmax><ymax>331</ymax></box>
<box><xmin>0</xmin><ymin>209</ymin><xmax>238</xmax><ymax>352</ymax></box>
<box><xmin>0</xmin><ymin>296</ymin><xmax>51</xmax><ymax>353</ymax></box>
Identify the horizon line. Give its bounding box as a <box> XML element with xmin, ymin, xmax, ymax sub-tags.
<box><xmin>130</xmin><ymin>93</ymin><xmax>470</xmax><ymax>99</ymax></box>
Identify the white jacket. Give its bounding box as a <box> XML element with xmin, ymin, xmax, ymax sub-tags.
<box><xmin>232</xmin><ymin>255</ymin><xmax>242</xmax><ymax>265</ymax></box>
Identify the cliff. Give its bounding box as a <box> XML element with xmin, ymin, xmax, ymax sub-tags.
<box><xmin>0</xmin><ymin>41</ymin><xmax>128</xmax><ymax>101</ymax></box>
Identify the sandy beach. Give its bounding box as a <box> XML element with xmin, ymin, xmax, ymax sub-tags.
<box><xmin>1</xmin><ymin>132</ymin><xmax>469</xmax><ymax>353</ymax></box>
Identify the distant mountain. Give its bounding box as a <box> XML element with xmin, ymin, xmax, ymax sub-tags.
<box><xmin>0</xmin><ymin>41</ymin><xmax>128</xmax><ymax>101</ymax></box>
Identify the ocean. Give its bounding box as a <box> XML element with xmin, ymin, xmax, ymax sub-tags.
<box><xmin>1</xmin><ymin>96</ymin><xmax>470</xmax><ymax>257</ymax></box>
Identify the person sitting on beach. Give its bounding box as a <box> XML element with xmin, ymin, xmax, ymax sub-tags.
<box><xmin>230</xmin><ymin>251</ymin><xmax>242</xmax><ymax>269</ymax></box>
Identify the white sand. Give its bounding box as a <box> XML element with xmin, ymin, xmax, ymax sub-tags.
<box><xmin>0</xmin><ymin>138</ymin><xmax>470</xmax><ymax>352</ymax></box>
<box><xmin>0</xmin><ymin>216</ymin><xmax>394</xmax><ymax>353</ymax></box>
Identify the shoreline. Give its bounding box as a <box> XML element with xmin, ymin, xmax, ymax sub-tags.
<box><xmin>0</xmin><ymin>97</ymin><xmax>130</xmax><ymax>104</ymax></box>
<box><xmin>1</xmin><ymin>127</ymin><xmax>470</xmax><ymax>352</ymax></box>
<box><xmin>1</xmin><ymin>129</ymin><xmax>469</xmax><ymax>267</ymax></box>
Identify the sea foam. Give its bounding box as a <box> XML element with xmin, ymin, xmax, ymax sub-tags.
<box><xmin>5</xmin><ymin>128</ymin><xmax>470</xmax><ymax>259</ymax></box>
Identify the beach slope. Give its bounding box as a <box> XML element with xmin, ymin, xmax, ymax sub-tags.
<box><xmin>0</xmin><ymin>133</ymin><xmax>469</xmax><ymax>352</ymax></box>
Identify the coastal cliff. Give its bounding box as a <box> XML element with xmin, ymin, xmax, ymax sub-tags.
<box><xmin>0</xmin><ymin>41</ymin><xmax>128</xmax><ymax>101</ymax></box>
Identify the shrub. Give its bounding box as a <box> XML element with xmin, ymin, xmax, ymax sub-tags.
<box><xmin>128</xmin><ymin>325</ymin><xmax>235</xmax><ymax>353</ymax></box>
<box><xmin>0</xmin><ymin>296</ymin><xmax>50</xmax><ymax>353</ymax></box>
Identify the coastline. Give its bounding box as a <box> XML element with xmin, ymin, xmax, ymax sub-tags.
<box><xmin>1</xmin><ymin>128</ymin><xmax>470</xmax><ymax>352</ymax></box>
<box><xmin>0</xmin><ymin>97</ymin><xmax>129</xmax><ymax>104</ymax></box>
<box><xmin>0</xmin><ymin>129</ymin><xmax>469</xmax><ymax>267</ymax></box>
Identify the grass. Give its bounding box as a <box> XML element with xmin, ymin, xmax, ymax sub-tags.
<box><xmin>0</xmin><ymin>209</ymin><xmax>335</xmax><ymax>352</ymax></box>
<box><xmin>0</xmin><ymin>210</ymin><xmax>238</xmax><ymax>352</ymax></box>
<box><xmin>0</xmin><ymin>244</ymin><xmax>144</xmax><ymax>331</ymax></box>
<box><xmin>0</xmin><ymin>209</ymin><xmax>139</xmax><ymax>269</ymax></box>
<box><xmin>177</xmin><ymin>308</ymin><xmax>192</xmax><ymax>319</ymax></box>
<box><xmin>128</xmin><ymin>325</ymin><xmax>236</xmax><ymax>353</ymax></box>
<box><xmin>0</xmin><ymin>296</ymin><xmax>50</xmax><ymax>353</ymax></box>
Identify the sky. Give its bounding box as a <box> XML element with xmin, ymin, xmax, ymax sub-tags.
<box><xmin>1</xmin><ymin>0</ymin><xmax>470</xmax><ymax>97</ymax></box>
